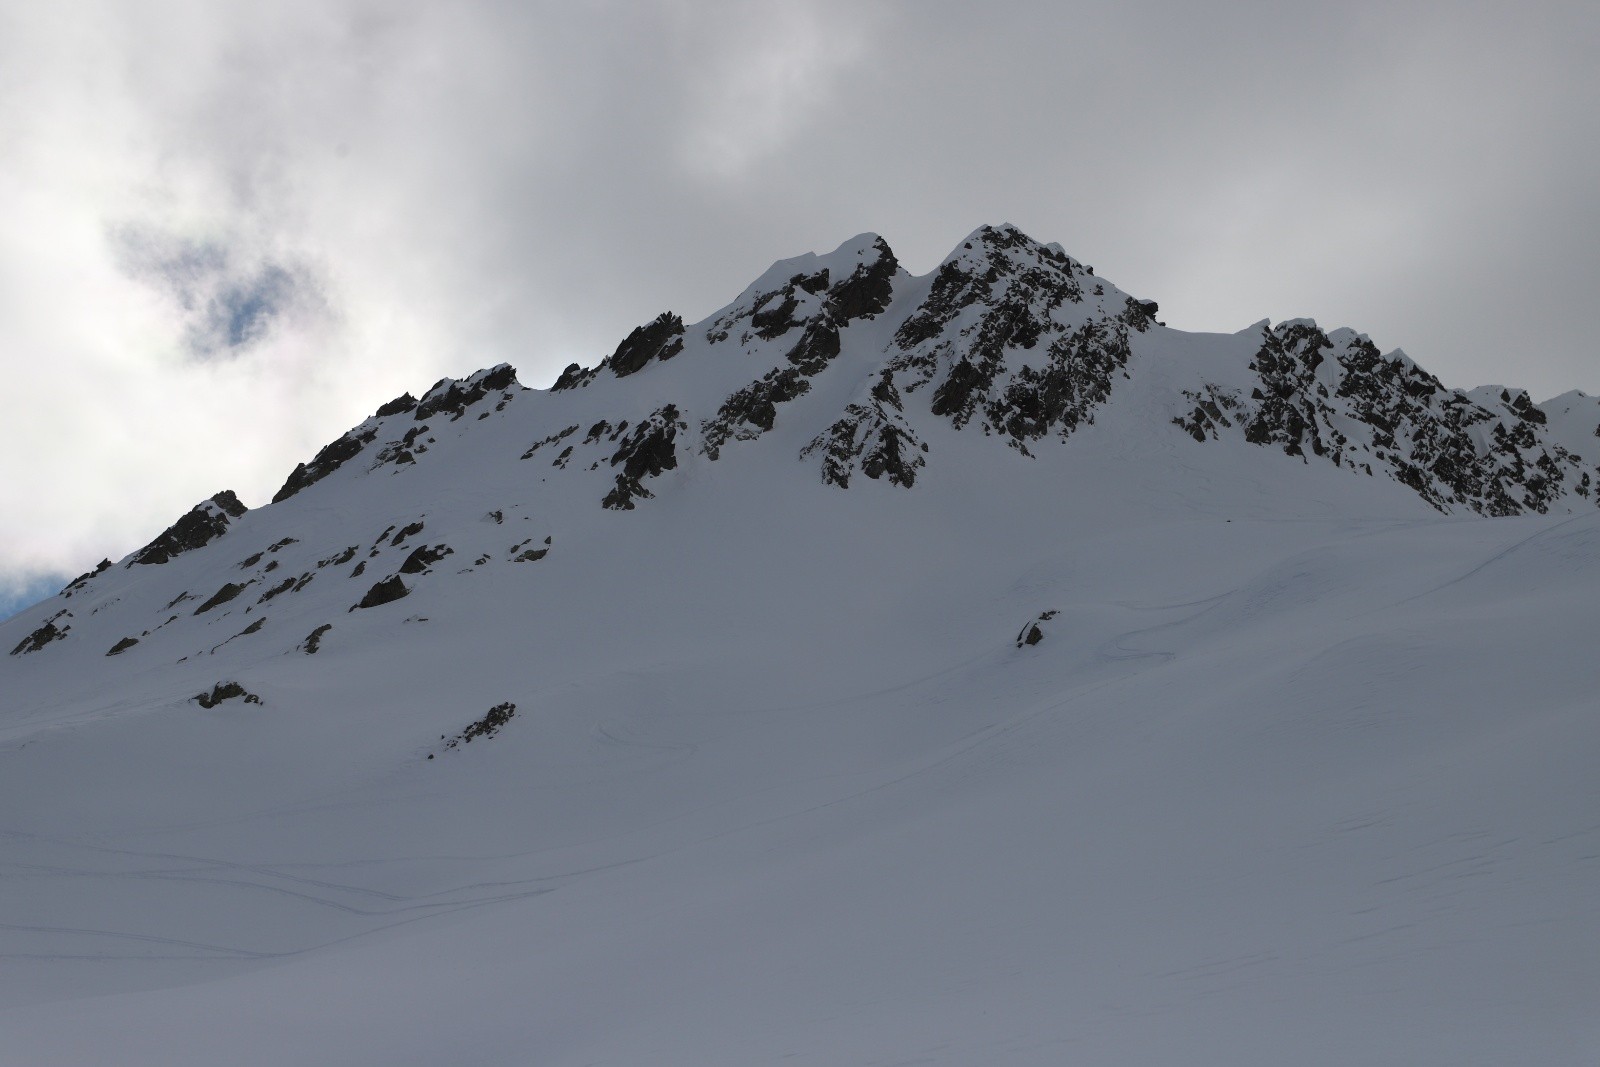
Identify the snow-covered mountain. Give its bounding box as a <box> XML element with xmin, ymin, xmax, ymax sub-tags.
<box><xmin>3</xmin><ymin>225</ymin><xmax>1598</xmax><ymax>1065</ymax></box>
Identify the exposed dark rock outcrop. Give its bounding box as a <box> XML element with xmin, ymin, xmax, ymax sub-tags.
<box><xmin>510</xmin><ymin>536</ymin><xmax>551</xmax><ymax>562</ymax></box>
<box><xmin>131</xmin><ymin>492</ymin><xmax>248</xmax><ymax>566</ymax></box>
<box><xmin>354</xmin><ymin>575</ymin><xmax>409</xmax><ymax>610</ymax></box>
<box><xmin>62</xmin><ymin>558</ymin><xmax>112</xmax><ymax>595</ymax></box>
<box><xmin>106</xmin><ymin>636</ymin><xmax>139</xmax><ymax>656</ymax></box>
<box><xmin>399</xmin><ymin>544</ymin><xmax>454</xmax><ymax>574</ymax></box>
<box><xmin>262</xmin><ymin>573</ymin><xmax>312</xmax><ymax>604</ymax></box>
<box><xmin>602</xmin><ymin>404</ymin><xmax>685</xmax><ymax>510</ymax></box>
<box><xmin>701</xmin><ymin>368</ymin><xmax>812</xmax><ymax>459</ymax></box>
<box><xmin>607</xmin><ymin>314</ymin><xmax>685</xmax><ymax>378</ymax></box>
<box><xmin>440</xmin><ymin>702</ymin><xmax>518</xmax><ymax>750</ymax></box>
<box><xmin>1179</xmin><ymin>320</ymin><xmax>1597</xmax><ymax>516</ymax></box>
<box><xmin>1016</xmin><ymin>610</ymin><xmax>1060</xmax><ymax>648</ymax></box>
<box><xmin>274</xmin><ymin>427</ymin><xmax>379</xmax><ymax>503</ymax></box>
<box><xmin>374</xmin><ymin>392</ymin><xmax>418</xmax><ymax>418</ymax></box>
<box><xmin>257</xmin><ymin>577</ymin><xmax>296</xmax><ymax>604</ymax></box>
<box><xmin>703</xmin><ymin>237</ymin><xmax>897</xmax><ymax>354</ymax></box>
<box><xmin>799</xmin><ymin>225</ymin><xmax>1147</xmax><ymax>486</ymax></box>
<box><xmin>803</xmin><ymin>373</ymin><xmax>926</xmax><ymax>489</ymax></box>
<box><xmin>521</xmin><ymin>425</ymin><xmax>578</xmax><ymax>460</ymax></box>
<box><xmin>982</xmin><ymin>320</ymin><xmax>1137</xmax><ymax>451</ymax></box>
<box><xmin>194</xmin><ymin>581</ymin><xmax>250</xmax><ymax>615</ymax></box>
<box><xmin>414</xmin><ymin>364</ymin><xmax>520</xmax><ymax>422</ymax></box>
<box><xmin>550</xmin><ymin>363</ymin><xmax>598</xmax><ymax>391</ymax></box>
<box><xmin>902</xmin><ymin>228</ymin><xmax>1146</xmax><ymax>441</ymax></box>
<box><xmin>1174</xmin><ymin>385</ymin><xmax>1242</xmax><ymax>443</ymax></box>
<box><xmin>784</xmin><ymin>318</ymin><xmax>842</xmax><ymax>376</ymax></box>
<box><xmin>318</xmin><ymin>546</ymin><xmax>358</xmax><ymax>568</ymax></box>
<box><xmin>194</xmin><ymin>682</ymin><xmax>262</xmax><ymax>708</ymax></box>
<box><xmin>749</xmin><ymin>277</ymin><xmax>817</xmax><ymax>340</ymax></box>
<box><xmin>391</xmin><ymin>521</ymin><xmax>425</xmax><ymax>547</ymax></box>
<box><xmin>824</xmin><ymin>236</ymin><xmax>899</xmax><ymax>323</ymax></box>
<box><xmin>894</xmin><ymin>226</ymin><xmax>1082</xmax><ymax>353</ymax></box>
<box><xmin>692</xmin><ymin>241</ymin><xmax>900</xmax><ymax>463</ymax></box>
<box><xmin>11</xmin><ymin>611</ymin><xmax>71</xmax><ymax>656</ymax></box>
<box><xmin>300</xmin><ymin>624</ymin><xmax>333</xmax><ymax>654</ymax></box>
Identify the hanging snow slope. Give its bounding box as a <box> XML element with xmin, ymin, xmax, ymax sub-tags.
<box><xmin>2</xmin><ymin>225</ymin><xmax>1597</xmax><ymax>1065</ymax></box>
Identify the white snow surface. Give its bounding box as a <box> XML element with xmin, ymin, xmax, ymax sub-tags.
<box><xmin>2</xmin><ymin>227</ymin><xmax>1598</xmax><ymax>1064</ymax></box>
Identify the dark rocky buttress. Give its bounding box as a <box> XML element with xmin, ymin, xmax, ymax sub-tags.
<box><xmin>130</xmin><ymin>491</ymin><xmax>249</xmax><ymax>566</ymax></box>
<box><xmin>1175</xmin><ymin>321</ymin><xmax>1599</xmax><ymax>516</ymax></box>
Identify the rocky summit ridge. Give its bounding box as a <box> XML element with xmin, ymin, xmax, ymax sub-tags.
<box><xmin>7</xmin><ymin>222</ymin><xmax>1600</xmax><ymax>668</ymax></box>
<box><xmin>200</xmin><ymin>224</ymin><xmax>1600</xmax><ymax>515</ymax></box>
<box><xmin>273</xmin><ymin>223</ymin><xmax>1600</xmax><ymax>514</ymax></box>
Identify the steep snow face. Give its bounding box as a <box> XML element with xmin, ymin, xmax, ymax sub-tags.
<box><xmin>2</xmin><ymin>226</ymin><xmax>1599</xmax><ymax>1066</ymax></box>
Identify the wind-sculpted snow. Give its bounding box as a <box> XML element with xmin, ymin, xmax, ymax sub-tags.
<box><xmin>2</xmin><ymin>224</ymin><xmax>1599</xmax><ymax>1065</ymax></box>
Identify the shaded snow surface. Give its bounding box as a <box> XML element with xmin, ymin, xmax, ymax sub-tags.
<box><xmin>1</xmin><ymin>229</ymin><xmax>1598</xmax><ymax>1065</ymax></box>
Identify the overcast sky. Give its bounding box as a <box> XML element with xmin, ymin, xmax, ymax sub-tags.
<box><xmin>2</xmin><ymin>0</ymin><xmax>1597</xmax><ymax>614</ymax></box>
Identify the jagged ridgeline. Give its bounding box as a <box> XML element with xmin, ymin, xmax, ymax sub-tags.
<box><xmin>10</xmin><ymin>223</ymin><xmax>1600</xmax><ymax>665</ymax></box>
<box><xmin>186</xmin><ymin>224</ymin><xmax>1600</xmax><ymax>521</ymax></box>
<box><xmin>219</xmin><ymin>224</ymin><xmax>1600</xmax><ymax>518</ymax></box>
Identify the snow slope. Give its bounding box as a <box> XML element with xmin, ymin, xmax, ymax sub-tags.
<box><xmin>2</xmin><ymin>226</ymin><xmax>1597</xmax><ymax>1065</ymax></box>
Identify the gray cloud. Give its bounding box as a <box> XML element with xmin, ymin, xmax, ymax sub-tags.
<box><xmin>1</xmin><ymin>0</ymin><xmax>1597</xmax><ymax>587</ymax></box>
<box><xmin>109</xmin><ymin>225</ymin><xmax>327</xmax><ymax>357</ymax></box>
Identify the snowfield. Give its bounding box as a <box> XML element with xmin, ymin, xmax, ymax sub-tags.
<box><xmin>2</xmin><ymin>226</ymin><xmax>1597</xmax><ymax>1065</ymax></box>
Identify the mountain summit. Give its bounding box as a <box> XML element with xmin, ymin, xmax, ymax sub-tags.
<box><xmin>249</xmin><ymin>224</ymin><xmax>1600</xmax><ymax>521</ymax></box>
<box><xmin>3</xmin><ymin>226</ymin><xmax>1597</xmax><ymax>1065</ymax></box>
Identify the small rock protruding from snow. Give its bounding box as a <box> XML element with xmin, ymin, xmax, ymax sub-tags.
<box><xmin>440</xmin><ymin>702</ymin><xmax>518</xmax><ymax>750</ymax></box>
<box><xmin>194</xmin><ymin>682</ymin><xmax>262</xmax><ymax>708</ymax></box>
<box><xmin>299</xmin><ymin>624</ymin><xmax>333</xmax><ymax>654</ymax></box>
<box><xmin>1016</xmin><ymin>610</ymin><xmax>1060</xmax><ymax>648</ymax></box>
